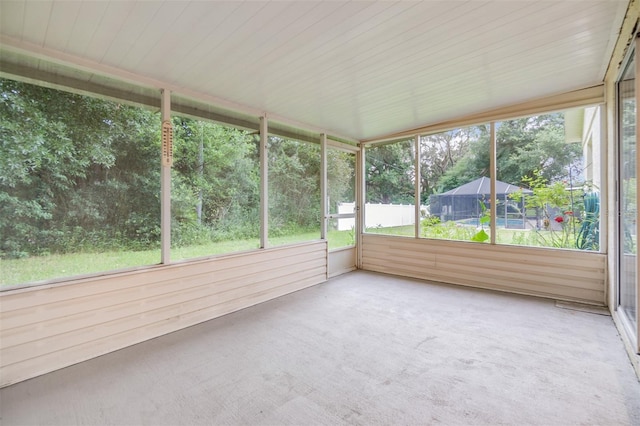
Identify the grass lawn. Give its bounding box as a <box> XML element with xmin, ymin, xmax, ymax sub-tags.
<box><xmin>2</xmin><ymin>224</ymin><xmax>583</xmax><ymax>288</ymax></box>
<box><xmin>1</xmin><ymin>229</ymin><xmax>355</xmax><ymax>287</ymax></box>
<box><xmin>1</xmin><ymin>250</ymin><xmax>162</xmax><ymax>287</ymax></box>
<box><xmin>366</xmin><ymin>223</ymin><xmax>577</xmax><ymax>248</ymax></box>
<box><xmin>365</xmin><ymin>225</ymin><xmax>415</xmax><ymax>237</ymax></box>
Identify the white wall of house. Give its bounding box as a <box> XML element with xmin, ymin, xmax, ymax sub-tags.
<box><xmin>583</xmin><ymin>106</ymin><xmax>602</xmax><ymax>191</ymax></box>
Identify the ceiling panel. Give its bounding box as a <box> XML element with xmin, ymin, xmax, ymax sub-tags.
<box><xmin>103</xmin><ymin>2</ymin><xmax>164</xmax><ymax>66</ymax></box>
<box><xmin>125</xmin><ymin>2</ymin><xmax>192</xmax><ymax>70</ymax></box>
<box><xmin>22</xmin><ymin>1</ymin><xmax>52</xmax><ymax>44</ymax></box>
<box><xmin>0</xmin><ymin>0</ymin><xmax>629</xmax><ymax>141</ymax></box>
<box><xmin>65</xmin><ymin>1</ymin><xmax>109</xmax><ymax>55</ymax></box>
<box><xmin>43</xmin><ymin>2</ymin><xmax>81</xmax><ymax>49</ymax></box>
<box><xmin>0</xmin><ymin>1</ymin><xmax>24</xmax><ymax>39</ymax></box>
<box><xmin>158</xmin><ymin>2</ymin><xmax>253</xmax><ymax>79</ymax></box>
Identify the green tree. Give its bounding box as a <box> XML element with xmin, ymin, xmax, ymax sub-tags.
<box><xmin>420</xmin><ymin>126</ymin><xmax>487</xmax><ymax>198</ymax></box>
<box><xmin>435</xmin><ymin>114</ymin><xmax>582</xmax><ymax>193</ymax></box>
<box><xmin>496</xmin><ymin>114</ymin><xmax>581</xmax><ymax>186</ymax></box>
<box><xmin>327</xmin><ymin>149</ymin><xmax>355</xmax><ymax>213</ymax></box>
<box><xmin>514</xmin><ymin>170</ymin><xmax>585</xmax><ymax>249</ymax></box>
<box><xmin>268</xmin><ymin>136</ymin><xmax>321</xmax><ymax>234</ymax></box>
<box><xmin>365</xmin><ymin>139</ymin><xmax>414</xmax><ymax>204</ymax></box>
<box><xmin>172</xmin><ymin>118</ymin><xmax>260</xmax><ymax>244</ymax></box>
<box><xmin>0</xmin><ymin>78</ymin><xmax>161</xmax><ymax>258</ymax></box>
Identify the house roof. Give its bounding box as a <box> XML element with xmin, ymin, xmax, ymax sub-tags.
<box><xmin>440</xmin><ymin>177</ymin><xmax>532</xmax><ymax>196</ymax></box>
<box><xmin>0</xmin><ymin>1</ymin><xmax>628</xmax><ymax>142</ymax></box>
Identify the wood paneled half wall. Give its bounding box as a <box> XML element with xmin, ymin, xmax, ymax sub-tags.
<box><xmin>361</xmin><ymin>234</ymin><xmax>605</xmax><ymax>305</ymax></box>
<box><xmin>0</xmin><ymin>241</ymin><xmax>327</xmax><ymax>387</ymax></box>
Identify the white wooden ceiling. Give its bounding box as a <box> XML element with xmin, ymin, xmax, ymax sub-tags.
<box><xmin>0</xmin><ymin>1</ymin><xmax>629</xmax><ymax>141</ymax></box>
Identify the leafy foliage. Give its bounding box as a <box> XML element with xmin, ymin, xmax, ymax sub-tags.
<box><xmin>512</xmin><ymin>170</ymin><xmax>586</xmax><ymax>249</ymax></box>
<box><xmin>420</xmin><ymin>126</ymin><xmax>488</xmax><ymax>199</ymax></box>
<box><xmin>470</xmin><ymin>201</ymin><xmax>490</xmax><ymax>242</ymax></box>
<box><xmin>171</xmin><ymin>118</ymin><xmax>260</xmax><ymax>245</ymax></box>
<box><xmin>1</xmin><ymin>77</ymin><xmax>357</xmax><ymax>264</ymax></box>
<box><xmin>365</xmin><ymin>139</ymin><xmax>415</xmax><ymax>204</ymax></box>
<box><xmin>268</xmin><ymin>136</ymin><xmax>321</xmax><ymax>235</ymax></box>
<box><xmin>425</xmin><ymin>114</ymin><xmax>582</xmax><ymax>197</ymax></box>
<box><xmin>1</xmin><ymin>79</ymin><xmax>161</xmax><ymax>258</ymax></box>
<box><xmin>0</xmin><ymin>74</ymin><xmax>594</xmax><ymax>271</ymax></box>
<box><xmin>418</xmin><ymin>113</ymin><xmax>593</xmax><ymax>249</ymax></box>
<box><xmin>434</xmin><ymin>126</ymin><xmax>491</xmax><ymax>194</ymax></box>
<box><xmin>496</xmin><ymin>114</ymin><xmax>582</xmax><ymax>186</ymax></box>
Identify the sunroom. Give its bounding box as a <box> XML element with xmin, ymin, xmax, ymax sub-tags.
<box><xmin>0</xmin><ymin>1</ymin><xmax>639</xmax><ymax>424</ymax></box>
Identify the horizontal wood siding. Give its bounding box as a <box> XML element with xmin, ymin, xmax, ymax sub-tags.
<box><xmin>361</xmin><ymin>235</ymin><xmax>605</xmax><ymax>304</ymax></box>
<box><xmin>0</xmin><ymin>242</ymin><xmax>327</xmax><ymax>387</ymax></box>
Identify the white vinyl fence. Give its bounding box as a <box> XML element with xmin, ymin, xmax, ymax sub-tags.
<box><xmin>336</xmin><ymin>203</ymin><xmax>427</xmax><ymax>230</ymax></box>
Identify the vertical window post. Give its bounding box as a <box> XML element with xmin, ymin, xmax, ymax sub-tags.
<box><xmin>598</xmin><ymin>106</ymin><xmax>607</xmax><ymax>255</ymax></box>
<box><xmin>635</xmin><ymin>34</ymin><xmax>640</xmax><ymax>352</ymax></box>
<box><xmin>320</xmin><ymin>133</ymin><xmax>328</xmax><ymax>240</ymax></box>
<box><xmin>490</xmin><ymin>122</ymin><xmax>497</xmax><ymax>245</ymax></box>
<box><xmin>160</xmin><ymin>89</ymin><xmax>171</xmax><ymax>263</ymax></box>
<box><xmin>414</xmin><ymin>134</ymin><xmax>421</xmax><ymax>238</ymax></box>
<box><xmin>356</xmin><ymin>145</ymin><xmax>365</xmax><ymax>268</ymax></box>
<box><xmin>260</xmin><ymin>115</ymin><xmax>269</xmax><ymax>249</ymax></box>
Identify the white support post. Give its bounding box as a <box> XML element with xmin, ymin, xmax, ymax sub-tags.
<box><xmin>599</xmin><ymin>104</ymin><xmax>607</xmax><ymax>254</ymax></box>
<box><xmin>320</xmin><ymin>133</ymin><xmax>328</xmax><ymax>240</ymax></box>
<box><xmin>356</xmin><ymin>145</ymin><xmax>365</xmax><ymax>268</ymax></box>
<box><xmin>635</xmin><ymin>34</ymin><xmax>640</xmax><ymax>352</ymax></box>
<box><xmin>260</xmin><ymin>115</ymin><xmax>269</xmax><ymax>249</ymax></box>
<box><xmin>490</xmin><ymin>122</ymin><xmax>497</xmax><ymax>245</ymax></box>
<box><xmin>414</xmin><ymin>134</ymin><xmax>421</xmax><ymax>238</ymax></box>
<box><xmin>160</xmin><ymin>88</ymin><xmax>171</xmax><ymax>264</ymax></box>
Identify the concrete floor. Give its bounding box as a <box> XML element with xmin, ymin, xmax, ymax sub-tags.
<box><xmin>1</xmin><ymin>271</ymin><xmax>639</xmax><ymax>426</ymax></box>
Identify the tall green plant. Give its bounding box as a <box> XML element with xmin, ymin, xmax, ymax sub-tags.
<box><xmin>512</xmin><ymin>170</ymin><xmax>584</xmax><ymax>249</ymax></box>
<box><xmin>470</xmin><ymin>201</ymin><xmax>490</xmax><ymax>242</ymax></box>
